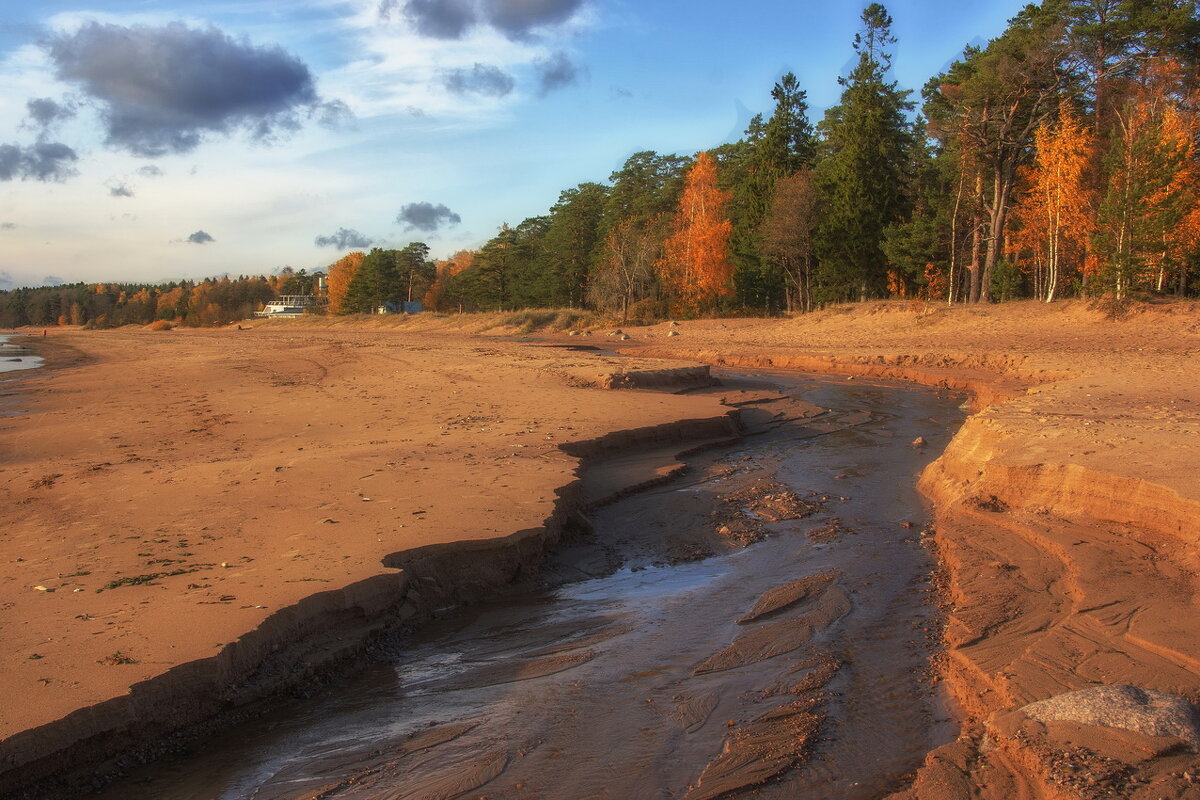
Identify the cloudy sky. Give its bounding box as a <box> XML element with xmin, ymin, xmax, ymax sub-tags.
<box><xmin>0</xmin><ymin>0</ymin><xmax>1029</xmax><ymax>289</ymax></box>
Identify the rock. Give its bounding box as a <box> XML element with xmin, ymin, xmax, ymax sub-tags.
<box><xmin>1021</xmin><ymin>685</ymin><xmax>1200</xmax><ymax>750</ymax></box>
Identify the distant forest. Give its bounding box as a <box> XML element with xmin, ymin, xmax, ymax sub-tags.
<box><xmin>4</xmin><ymin>1</ymin><xmax>1198</xmax><ymax>328</ymax></box>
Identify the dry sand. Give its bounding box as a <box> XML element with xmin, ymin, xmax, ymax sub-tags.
<box><xmin>2</xmin><ymin>298</ymin><xmax>1200</xmax><ymax>799</ymax></box>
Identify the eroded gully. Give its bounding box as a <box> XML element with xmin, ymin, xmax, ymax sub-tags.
<box><xmin>97</xmin><ymin>370</ymin><xmax>966</xmax><ymax>800</ymax></box>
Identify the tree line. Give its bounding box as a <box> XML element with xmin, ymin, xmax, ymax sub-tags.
<box><xmin>5</xmin><ymin>1</ymin><xmax>1198</xmax><ymax>327</ymax></box>
<box><xmin>0</xmin><ymin>273</ymin><xmax>304</xmax><ymax>328</ymax></box>
<box><xmin>397</xmin><ymin>0</ymin><xmax>1197</xmax><ymax>316</ymax></box>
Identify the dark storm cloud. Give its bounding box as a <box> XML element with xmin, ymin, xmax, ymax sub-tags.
<box><xmin>534</xmin><ymin>50</ymin><xmax>581</xmax><ymax>95</ymax></box>
<box><xmin>484</xmin><ymin>0</ymin><xmax>585</xmax><ymax>39</ymax></box>
<box><xmin>393</xmin><ymin>0</ymin><xmax>586</xmax><ymax>40</ymax></box>
<box><xmin>109</xmin><ymin>182</ymin><xmax>134</xmax><ymax>197</ymax></box>
<box><xmin>43</xmin><ymin>22</ymin><xmax>337</xmax><ymax>157</ymax></box>
<box><xmin>0</xmin><ymin>272</ymin><xmax>15</xmax><ymax>290</ymax></box>
<box><xmin>137</xmin><ymin>165</ymin><xmax>163</xmax><ymax>178</ymax></box>
<box><xmin>42</xmin><ymin>275</ymin><xmax>66</xmax><ymax>286</ymax></box>
<box><xmin>187</xmin><ymin>230</ymin><xmax>215</xmax><ymax>244</ymax></box>
<box><xmin>441</xmin><ymin>63</ymin><xmax>514</xmax><ymax>96</ymax></box>
<box><xmin>315</xmin><ymin>227</ymin><xmax>373</xmax><ymax>249</ymax></box>
<box><xmin>402</xmin><ymin>0</ymin><xmax>477</xmax><ymax>38</ymax></box>
<box><xmin>0</xmin><ymin>141</ymin><xmax>79</xmax><ymax>182</ymax></box>
<box><xmin>396</xmin><ymin>202</ymin><xmax>461</xmax><ymax>232</ymax></box>
<box><xmin>25</xmin><ymin>97</ymin><xmax>77</xmax><ymax>131</ymax></box>
<box><xmin>0</xmin><ymin>222</ymin><xmax>16</xmax><ymax>230</ymax></box>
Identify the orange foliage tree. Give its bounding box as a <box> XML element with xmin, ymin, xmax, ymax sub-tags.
<box><xmin>326</xmin><ymin>251</ymin><xmax>365</xmax><ymax>314</ymax></box>
<box><xmin>424</xmin><ymin>249</ymin><xmax>476</xmax><ymax>311</ymax></box>
<box><xmin>1009</xmin><ymin>105</ymin><xmax>1096</xmax><ymax>302</ymax></box>
<box><xmin>657</xmin><ymin>151</ymin><xmax>733</xmax><ymax>315</ymax></box>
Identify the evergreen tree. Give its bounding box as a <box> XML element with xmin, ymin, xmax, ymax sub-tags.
<box><xmin>343</xmin><ymin>248</ymin><xmax>401</xmax><ymax>312</ymax></box>
<box><xmin>540</xmin><ymin>183</ymin><xmax>608</xmax><ymax>307</ymax></box>
<box><xmin>728</xmin><ymin>74</ymin><xmax>817</xmax><ymax>312</ymax></box>
<box><xmin>396</xmin><ymin>242</ymin><xmax>434</xmax><ymax>304</ymax></box>
<box><xmin>814</xmin><ymin>3</ymin><xmax>915</xmax><ymax>302</ymax></box>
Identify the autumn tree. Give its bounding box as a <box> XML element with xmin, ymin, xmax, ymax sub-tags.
<box><xmin>658</xmin><ymin>151</ymin><xmax>734</xmax><ymax>315</ymax></box>
<box><xmin>1094</xmin><ymin>84</ymin><xmax>1199</xmax><ymax>298</ymax></box>
<box><xmin>761</xmin><ymin>169</ymin><xmax>820</xmax><ymax>312</ymax></box>
<box><xmin>425</xmin><ymin>249</ymin><xmax>475</xmax><ymax>311</ymax></box>
<box><xmin>588</xmin><ymin>216</ymin><xmax>665</xmax><ymax>318</ymax></box>
<box><xmin>326</xmin><ymin>251</ymin><xmax>364</xmax><ymax>314</ymax></box>
<box><xmin>925</xmin><ymin>4</ymin><xmax>1071</xmax><ymax>302</ymax></box>
<box><xmin>1009</xmin><ymin>105</ymin><xmax>1097</xmax><ymax>301</ymax></box>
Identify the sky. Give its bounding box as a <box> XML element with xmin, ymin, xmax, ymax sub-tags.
<box><xmin>0</xmin><ymin>0</ymin><xmax>1031</xmax><ymax>289</ymax></box>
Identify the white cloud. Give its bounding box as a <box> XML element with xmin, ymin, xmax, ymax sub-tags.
<box><xmin>319</xmin><ymin>0</ymin><xmax>590</xmax><ymax>122</ymax></box>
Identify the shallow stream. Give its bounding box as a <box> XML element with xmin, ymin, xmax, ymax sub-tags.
<box><xmin>99</xmin><ymin>371</ymin><xmax>965</xmax><ymax>799</ymax></box>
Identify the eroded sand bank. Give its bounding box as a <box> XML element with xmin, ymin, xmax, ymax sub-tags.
<box><xmin>0</xmin><ymin>328</ymin><xmax>733</xmax><ymax>796</ymax></box>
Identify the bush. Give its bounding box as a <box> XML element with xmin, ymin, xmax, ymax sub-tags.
<box><xmin>146</xmin><ymin>319</ymin><xmax>174</xmax><ymax>331</ymax></box>
<box><xmin>499</xmin><ymin>309</ymin><xmax>597</xmax><ymax>333</ymax></box>
<box><xmin>624</xmin><ymin>298</ymin><xmax>670</xmax><ymax>325</ymax></box>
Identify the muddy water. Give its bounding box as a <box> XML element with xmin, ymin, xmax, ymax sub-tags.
<box><xmin>99</xmin><ymin>373</ymin><xmax>964</xmax><ymax>799</ymax></box>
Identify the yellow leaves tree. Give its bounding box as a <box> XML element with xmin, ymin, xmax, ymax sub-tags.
<box><xmin>657</xmin><ymin>151</ymin><xmax>733</xmax><ymax>315</ymax></box>
<box><xmin>1009</xmin><ymin>105</ymin><xmax>1096</xmax><ymax>302</ymax></box>
<box><xmin>326</xmin><ymin>251</ymin><xmax>365</xmax><ymax>314</ymax></box>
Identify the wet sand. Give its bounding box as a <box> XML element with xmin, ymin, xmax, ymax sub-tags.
<box><xmin>3</xmin><ymin>299</ymin><xmax>1200</xmax><ymax>799</ymax></box>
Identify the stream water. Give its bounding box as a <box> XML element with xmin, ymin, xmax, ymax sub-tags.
<box><xmin>97</xmin><ymin>371</ymin><xmax>965</xmax><ymax>800</ymax></box>
<box><xmin>0</xmin><ymin>335</ymin><xmax>42</xmax><ymax>375</ymax></box>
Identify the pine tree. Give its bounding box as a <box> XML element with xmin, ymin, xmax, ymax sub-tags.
<box><xmin>343</xmin><ymin>248</ymin><xmax>400</xmax><ymax>313</ymax></box>
<box><xmin>540</xmin><ymin>183</ymin><xmax>608</xmax><ymax>307</ymax></box>
<box><xmin>728</xmin><ymin>75</ymin><xmax>817</xmax><ymax>312</ymax></box>
<box><xmin>814</xmin><ymin>3</ymin><xmax>915</xmax><ymax>302</ymax></box>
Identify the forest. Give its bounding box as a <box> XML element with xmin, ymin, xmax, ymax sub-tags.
<box><xmin>3</xmin><ymin>0</ymin><xmax>1198</xmax><ymax>328</ymax></box>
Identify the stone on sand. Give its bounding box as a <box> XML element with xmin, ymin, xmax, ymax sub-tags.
<box><xmin>1021</xmin><ymin>685</ymin><xmax>1200</xmax><ymax>750</ymax></box>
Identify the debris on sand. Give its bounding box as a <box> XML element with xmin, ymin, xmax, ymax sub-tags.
<box><xmin>711</xmin><ymin>480</ymin><xmax>822</xmax><ymax>546</ymax></box>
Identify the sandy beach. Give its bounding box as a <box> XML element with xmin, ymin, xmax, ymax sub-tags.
<box><xmin>2</xmin><ymin>300</ymin><xmax>1200</xmax><ymax>798</ymax></box>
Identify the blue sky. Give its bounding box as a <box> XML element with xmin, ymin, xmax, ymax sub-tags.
<box><xmin>0</xmin><ymin>0</ymin><xmax>1030</xmax><ymax>288</ymax></box>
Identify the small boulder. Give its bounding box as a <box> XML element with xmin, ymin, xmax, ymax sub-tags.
<box><xmin>1022</xmin><ymin>685</ymin><xmax>1200</xmax><ymax>750</ymax></box>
